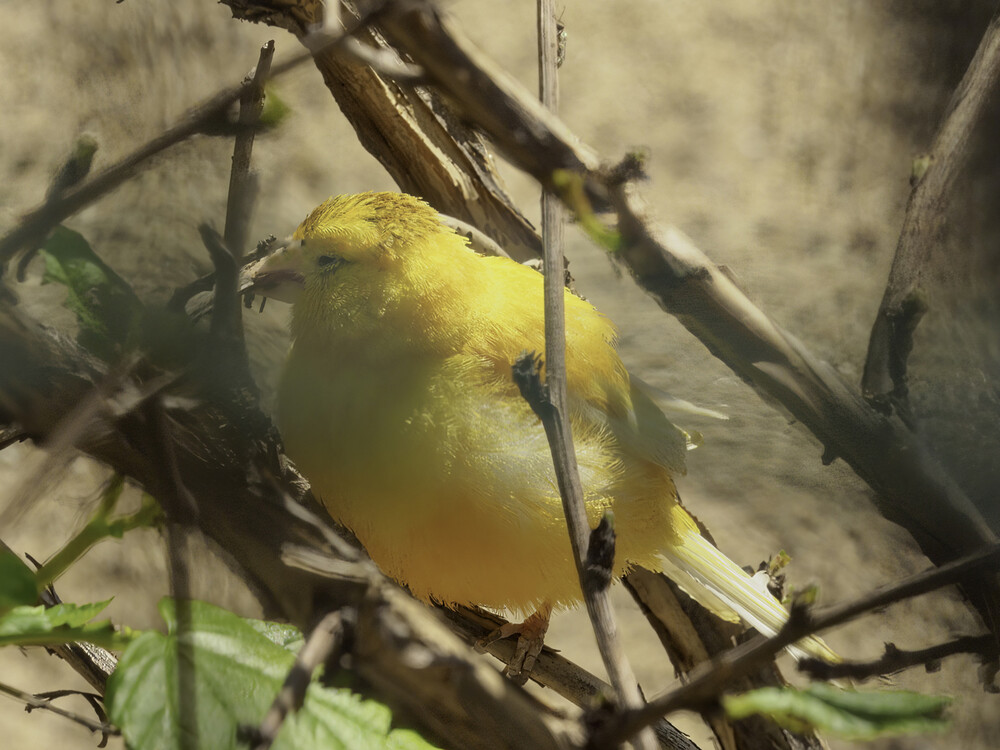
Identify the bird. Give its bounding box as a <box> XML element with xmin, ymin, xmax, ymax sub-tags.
<box><xmin>252</xmin><ymin>191</ymin><xmax>836</xmax><ymax>671</ymax></box>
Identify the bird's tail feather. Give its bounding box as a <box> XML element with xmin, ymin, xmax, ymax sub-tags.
<box><xmin>659</xmin><ymin>505</ymin><xmax>839</xmax><ymax>663</ymax></box>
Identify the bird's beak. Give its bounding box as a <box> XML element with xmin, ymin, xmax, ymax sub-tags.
<box><xmin>248</xmin><ymin>238</ymin><xmax>306</xmax><ymax>304</ymax></box>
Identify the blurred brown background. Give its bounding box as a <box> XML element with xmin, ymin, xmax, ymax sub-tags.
<box><xmin>1</xmin><ymin>2</ymin><xmax>998</xmax><ymax>748</ymax></box>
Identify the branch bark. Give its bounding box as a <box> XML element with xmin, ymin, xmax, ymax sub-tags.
<box><xmin>862</xmin><ymin>6</ymin><xmax>1000</xmax><ymax>415</ymax></box>
<box><xmin>624</xmin><ymin>569</ymin><xmax>825</xmax><ymax>750</ymax></box>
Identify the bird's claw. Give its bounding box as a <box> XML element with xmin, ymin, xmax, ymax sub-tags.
<box><xmin>476</xmin><ymin>607</ymin><xmax>551</xmax><ymax>685</ymax></box>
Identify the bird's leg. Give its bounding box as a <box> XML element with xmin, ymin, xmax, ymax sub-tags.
<box><xmin>476</xmin><ymin>604</ymin><xmax>552</xmax><ymax>685</ymax></box>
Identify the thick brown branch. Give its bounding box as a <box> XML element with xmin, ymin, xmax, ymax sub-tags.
<box><xmin>862</xmin><ymin>7</ymin><xmax>1000</xmax><ymax>413</ymax></box>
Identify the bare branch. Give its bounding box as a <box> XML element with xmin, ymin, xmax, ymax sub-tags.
<box><xmin>198</xmin><ymin>225</ymin><xmax>245</xmax><ymax>348</ymax></box>
<box><xmin>624</xmin><ymin>568</ymin><xmax>825</xmax><ymax>750</ymax></box>
<box><xmin>862</xmin><ymin>6</ymin><xmax>1000</xmax><ymax>414</ymax></box>
<box><xmin>799</xmin><ymin>634</ymin><xmax>998</xmax><ymax>683</ymax></box>
<box><xmin>15</xmin><ymin>136</ymin><xmax>99</xmax><ymax>280</ymax></box>
<box><xmin>442</xmin><ymin>605</ymin><xmax>702</xmax><ymax>750</ymax></box>
<box><xmin>224</xmin><ymin>40</ymin><xmax>275</xmax><ymax>261</ymax></box>
<box><xmin>532</xmin><ymin>2</ymin><xmax>654</xmax><ymax>748</ymax></box>
<box><xmin>0</xmin><ymin>681</ymin><xmax>119</xmax><ymax>741</ymax></box>
<box><xmin>511</xmin><ymin>355</ymin><xmax>650</xmax><ymax>725</ymax></box>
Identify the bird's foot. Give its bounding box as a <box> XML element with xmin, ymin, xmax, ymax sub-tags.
<box><xmin>476</xmin><ymin>606</ymin><xmax>551</xmax><ymax>685</ymax></box>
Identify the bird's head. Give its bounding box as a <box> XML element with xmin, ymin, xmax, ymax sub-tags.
<box><xmin>251</xmin><ymin>192</ymin><xmax>446</xmax><ymax>304</ymax></box>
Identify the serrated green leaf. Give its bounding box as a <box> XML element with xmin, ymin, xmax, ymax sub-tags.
<box><xmin>0</xmin><ymin>549</ymin><xmax>38</xmax><ymax>611</ymax></box>
<box><xmin>107</xmin><ymin>600</ymin><xmax>440</xmax><ymax>750</ymax></box>
<box><xmin>723</xmin><ymin>684</ymin><xmax>952</xmax><ymax>741</ymax></box>
<box><xmin>0</xmin><ymin>599</ymin><xmax>126</xmax><ymax>650</ymax></box>
<box><xmin>40</xmin><ymin>226</ymin><xmax>142</xmax><ymax>360</ymax></box>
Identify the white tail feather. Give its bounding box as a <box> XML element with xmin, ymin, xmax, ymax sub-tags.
<box><xmin>661</xmin><ymin>509</ymin><xmax>838</xmax><ymax>663</ymax></box>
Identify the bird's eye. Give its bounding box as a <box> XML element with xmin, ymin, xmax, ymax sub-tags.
<box><xmin>317</xmin><ymin>255</ymin><xmax>340</xmax><ymax>269</ymax></box>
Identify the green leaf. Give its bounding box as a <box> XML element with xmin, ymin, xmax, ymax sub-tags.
<box><xmin>107</xmin><ymin>600</ymin><xmax>440</xmax><ymax>750</ymax></box>
<box><xmin>0</xmin><ymin>600</ymin><xmax>127</xmax><ymax>650</ymax></box>
<box><xmin>245</xmin><ymin>617</ymin><xmax>305</xmax><ymax>653</ymax></box>
<box><xmin>40</xmin><ymin>226</ymin><xmax>143</xmax><ymax>360</ymax></box>
<box><xmin>723</xmin><ymin>683</ymin><xmax>952</xmax><ymax>740</ymax></box>
<box><xmin>0</xmin><ymin>549</ymin><xmax>38</xmax><ymax>612</ymax></box>
<box><xmin>551</xmin><ymin>168</ymin><xmax>623</xmax><ymax>252</ymax></box>
<box><xmin>259</xmin><ymin>85</ymin><xmax>291</xmax><ymax>130</ymax></box>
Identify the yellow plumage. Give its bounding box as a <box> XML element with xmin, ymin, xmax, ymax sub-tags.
<box><xmin>255</xmin><ymin>192</ymin><xmax>834</xmax><ymax>661</ymax></box>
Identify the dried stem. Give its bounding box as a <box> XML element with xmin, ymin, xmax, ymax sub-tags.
<box><xmin>0</xmin><ymin>680</ymin><xmax>119</xmax><ymax>741</ymax></box>
<box><xmin>799</xmin><ymin>634</ymin><xmax>998</xmax><ymax>683</ymax></box>
<box><xmin>862</xmin><ymin>6</ymin><xmax>1000</xmax><ymax>414</ymax></box>
<box><xmin>443</xmin><ymin>605</ymin><xmax>701</xmax><ymax>750</ymax></box>
<box><xmin>623</xmin><ymin>569</ymin><xmax>823</xmax><ymax>750</ymax></box>
<box><xmin>535</xmin><ymin>2</ymin><xmax>654</xmax><ymax>749</ymax></box>
<box><xmin>224</xmin><ymin>40</ymin><xmax>274</xmax><ymax>261</ymax></box>
<box><xmin>145</xmin><ymin>398</ymin><xmax>199</xmax><ymax>750</ymax></box>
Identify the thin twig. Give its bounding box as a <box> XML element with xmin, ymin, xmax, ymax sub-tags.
<box><xmin>0</xmin><ymin>680</ymin><xmax>120</xmax><ymax>739</ymax></box>
<box><xmin>15</xmin><ymin>136</ymin><xmax>99</xmax><ymax>280</ymax></box>
<box><xmin>167</xmin><ymin>234</ymin><xmax>278</xmax><ymax>319</ymax></box>
<box><xmin>862</xmin><ymin>6</ymin><xmax>1000</xmax><ymax>415</ymax></box>
<box><xmin>799</xmin><ymin>634</ymin><xmax>998</xmax><ymax>682</ymax></box>
<box><xmin>623</xmin><ymin>568</ymin><xmax>824</xmax><ymax>750</ymax></box>
<box><xmin>593</xmin><ymin>541</ymin><xmax>1000</xmax><ymax>747</ymax></box>
<box><xmin>32</xmin><ymin>689</ymin><xmax>114</xmax><ymax>748</ymax></box>
<box><xmin>534</xmin><ymin>5</ymin><xmax>655</xmax><ymax>746</ymax></box>
<box><xmin>198</xmin><ymin>225</ymin><xmax>244</xmax><ymax>347</ymax></box>
<box><xmin>224</xmin><ymin>41</ymin><xmax>274</xmax><ymax>261</ymax></box>
<box><xmin>252</xmin><ymin>610</ymin><xmax>349</xmax><ymax>750</ymax></box>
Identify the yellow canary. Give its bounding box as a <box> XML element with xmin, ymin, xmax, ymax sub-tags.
<box><xmin>254</xmin><ymin>192</ymin><xmax>834</xmax><ymax>660</ymax></box>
